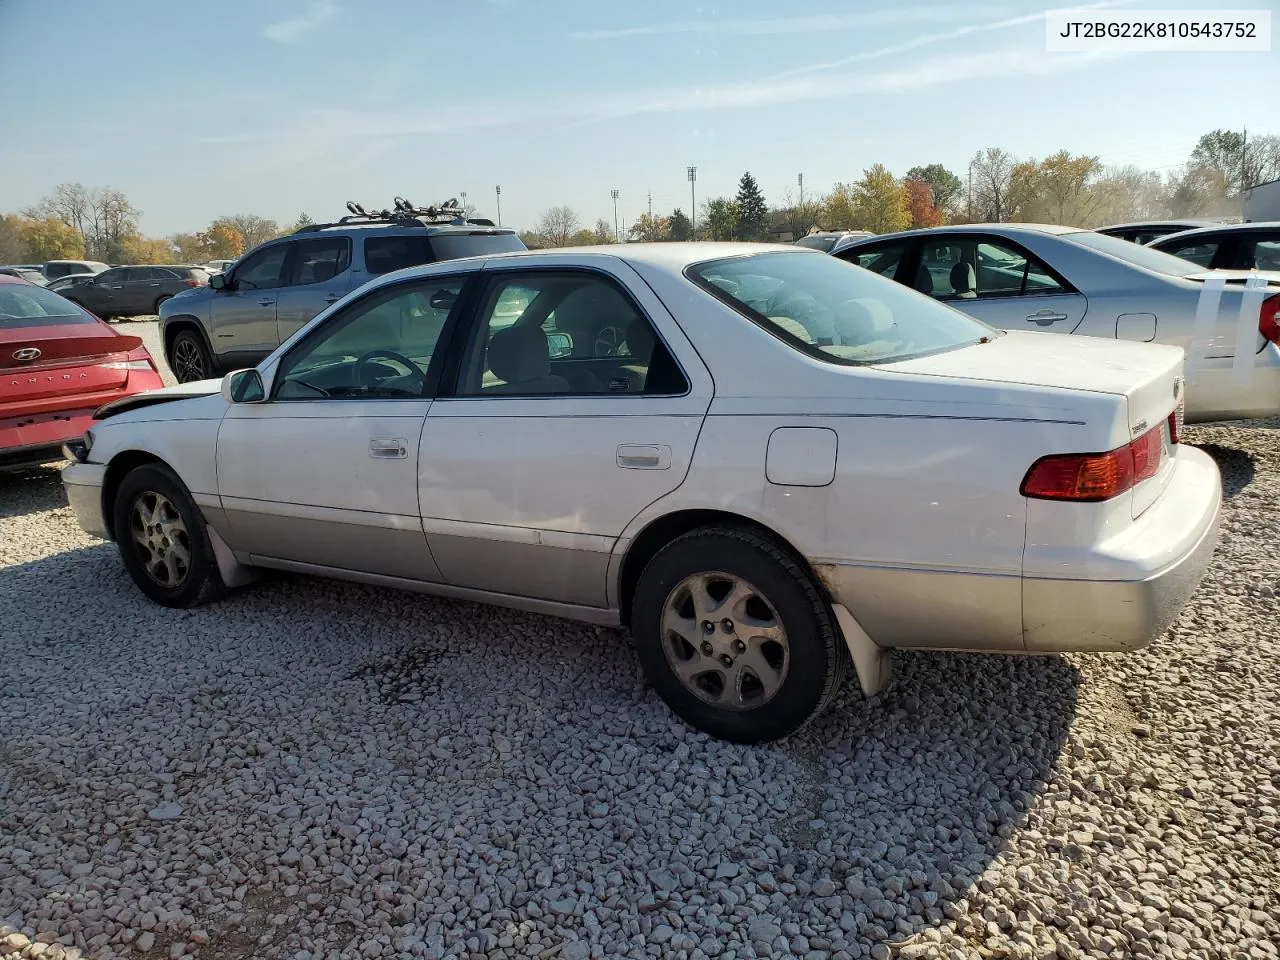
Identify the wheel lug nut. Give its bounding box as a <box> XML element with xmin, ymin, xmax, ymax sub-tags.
<box><xmin>702</xmin><ymin>620</ymin><xmax>714</xmax><ymax>633</ymax></box>
<box><xmin>701</xmin><ymin>642</ymin><xmax>713</xmax><ymax>656</ymax></box>
<box><xmin>733</xmin><ymin>640</ymin><xmax>746</xmax><ymax>653</ymax></box>
<box><xmin>720</xmin><ymin>655</ymin><xmax>734</xmax><ymax>667</ymax></box>
<box><xmin>721</xmin><ymin>618</ymin><xmax>734</xmax><ymax>632</ymax></box>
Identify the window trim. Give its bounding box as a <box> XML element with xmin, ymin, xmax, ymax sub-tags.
<box><xmin>288</xmin><ymin>236</ymin><xmax>353</xmax><ymax>287</ymax></box>
<box><xmin>436</xmin><ymin>264</ymin><xmax>692</xmax><ymax>401</ymax></box>
<box><xmin>268</xmin><ymin>272</ymin><xmax>481</xmax><ymax>403</ymax></box>
<box><xmin>916</xmin><ymin>233</ymin><xmax>1077</xmax><ymax>301</ymax></box>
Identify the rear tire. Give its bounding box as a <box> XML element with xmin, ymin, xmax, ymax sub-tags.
<box><xmin>630</xmin><ymin>526</ymin><xmax>848</xmax><ymax>744</ymax></box>
<box><xmin>170</xmin><ymin>329</ymin><xmax>214</xmax><ymax>383</ymax></box>
<box><xmin>113</xmin><ymin>463</ymin><xmax>226</xmax><ymax>608</ymax></box>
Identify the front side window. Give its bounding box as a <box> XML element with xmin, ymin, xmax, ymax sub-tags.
<box><xmin>688</xmin><ymin>251</ymin><xmax>994</xmax><ymax>366</ymax></box>
<box><xmin>456</xmin><ymin>272</ymin><xmax>687</xmax><ymax>396</ymax></box>
<box><xmin>274</xmin><ymin>278</ymin><xmax>464</xmax><ymax>400</ymax></box>
<box><xmin>234</xmin><ymin>244</ymin><xmax>290</xmax><ymax>290</ymax></box>
<box><xmin>291</xmin><ymin>238</ymin><xmax>351</xmax><ymax>285</ymax></box>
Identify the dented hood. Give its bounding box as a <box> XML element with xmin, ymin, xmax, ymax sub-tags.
<box><xmin>94</xmin><ymin>377</ymin><xmax>222</xmax><ymax>420</ymax></box>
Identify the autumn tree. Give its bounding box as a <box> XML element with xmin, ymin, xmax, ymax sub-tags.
<box><xmin>170</xmin><ymin>233</ymin><xmax>206</xmax><ymax>263</ymax></box>
<box><xmin>970</xmin><ymin>147</ymin><xmax>1017</xmax><ymax>222</ymax></box>
<box><xmin>20</xmin><ymin>217</ymin><xmax>86</xmax><ymax>261</ymax></box>
<box><xmin>0</xmin><ymin>214</ymin><xmax>25</xmax><ymax>262</ymax></box>
<box><xmin>734</xmin><ymin>172</ymin><xmax>768</xmax><ymax>240</ymax></box>
<box><xmin>822</xmin><ymin>183</ymin><xmax>858</xmax><ymax>230</ymax></box>
<box><xmin>1090</xmin><ymin>166</ymin><xmax>1169</xmax><ymax>225</ymax></box>
<box><xmin>903</xmin><ymin>179</ymin><xmax>943</xmax><ymax>228</ymax></box>
<box><xmin>569</xmin><ymin>229</ymin><xmax>599</xmax><ymax>246</ymax></box>
<box><xmin>25</xmin><ymin>183</ymin><xmax>94</xmax><ymax>253</ymax></box>
<box><xmin>122</xmin><ymin>235</ymin><xmax>176</xmax><ymax>264</ymax></box>
<box><xmin>668</xmin><ymin>208</ymin><xmax>693</xmax><ymax>242</ymax></box>
<box><xmin>628</xmin><ymin>213</ymin><xmax>670</xmax><ymax>243</ymax></box>
<box><xmin>593</xmin><ymin>218</ymin><xmax>614</xmax><ymax>244</ymax></box>
<box><xmin>214</xmin><ymin>215</ymin><xmax>279</xmax><ymax>253</ymax></box>
<box><xmin>905</xmin><ymin>164</ymin><xmax>963</xmax><ymax>219</ymax></box>
<box><xmin>535</xmin><ymin>206</ymin><xmax>581</xmax><ymax>247</ymax></box>
<box><xmin>200</xmin><ymin>222</ymin><xmax>245</xmax><ymax>260</ymax></box>
<box><xmin>93</xmin><ymin>189</ymin><xmax>141</xmax><ymax>262</ymax></box>
<box><xmin>700</xmin><ymin>198</ymin><xmax>739</xmax><ymax>241</ymax></box>
<box><xmin>852</xmin><ymin>164</ymin><xmax>909</xmax><ymax>234</ymax></box>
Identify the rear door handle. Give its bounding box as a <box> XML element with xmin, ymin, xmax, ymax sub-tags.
<box><xmin>148</xmin><ymin>282</ymin><xmax>160</xmax><ymax>287</ymax></box>
<box><xmin>617</xmin><ymin>444</ymin><xmax>671</xmax><ymax>470</ymax></box>
<box><xmin>1026</xmin><ymin>309</ymin><xmax>1069</xmax><ymax>325</ymax></box>
<box><xmin>369</xmin><ymin>438</ymin><xmax>408</xmax><ymax>459</ymax></box>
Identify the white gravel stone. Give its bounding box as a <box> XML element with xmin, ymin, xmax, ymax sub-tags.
<box><xmin>0</xmin><ymin>357</ymin><xmax>1277</xmax><ymax>959</ymax></box>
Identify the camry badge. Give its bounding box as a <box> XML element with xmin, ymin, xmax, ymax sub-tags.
<box><xmin>12</xmin><ymin>347</ymin><xmax>41</xmax><ymax>361</ymax></box>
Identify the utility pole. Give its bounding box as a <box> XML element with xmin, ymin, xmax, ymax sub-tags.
<box><xmin>610</xmin><ymin>189</ymin><xmax>620</xmax><ymax>243</ymax></box>
<box><xmin>460</xmin><ymin>191</ymin><xmax>467</xmax><ymax>216</ymax></box>
<box><xmin>967</xmin><ymin>161</ymin><xmax>974</xmax><ymax>222</ymax></box>
<box><xmin>798</xmin><ymin>172</ymin><xmax>805</xmax><ymax>236</ymax></box>
<box><xmin>687</xmin><ymin>166</ymin><xmax>697</xmax><ymax>238</ymax></box>
<box><xmin>494</xmin><ymin>185</ymin><xmax>502</xmax><ymax>226</ymax></box>
<box><xmin>1241</xmin><ymin>126</ymin><xmax>1249</xmax><ymax>196</ymax></box>
<box><xmin>648</xmin><ymin>191</ymin><xmax>652</xmax><ymax>219</ymax></box>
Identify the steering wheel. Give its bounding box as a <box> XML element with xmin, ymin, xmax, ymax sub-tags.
<box><xmin>353</xmin><ymin>350</ymin><xmax>424</xmax><ymax>390</ymax></box>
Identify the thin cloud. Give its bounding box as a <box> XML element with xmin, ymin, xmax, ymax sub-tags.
<box><xmin>571</xmin><ymin>7</ymin><xmax>1009</xmax><ymax>41</ymax></box>
<box><xmin>263</xmin><ymin>0</ymin><xmax>337</xmax><ymax>43</ymax></box>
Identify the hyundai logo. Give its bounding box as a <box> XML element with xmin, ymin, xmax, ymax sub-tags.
<box><xmin>12</xmin><ymin>347</ymin><xmax>41</xmax><ymax>362</ymax></box>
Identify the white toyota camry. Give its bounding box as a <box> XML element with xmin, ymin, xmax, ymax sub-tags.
<box><xmin>61</xmin><ymin>243</ymin><xmax>1222</xmax><ymax>743</ymax></box>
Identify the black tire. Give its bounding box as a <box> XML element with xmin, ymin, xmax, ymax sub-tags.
<box><xmin>169</xmin><ymin>328</ymin><xmax>214</xmax><ymax>383</ymax></box>
<box><xmin>153</xmin><ymin>294</ymin><xmax>172</xmax><ymax>315</ymax></box>
<box><xmin>631</xmin><ymin>526</ymin><xmax>848</xmax><ymax>744</ymax></box>
<box><xmin>113</xmin><ymin>463</ymin><xmax>226</xmax><ymax>608</ymax></box>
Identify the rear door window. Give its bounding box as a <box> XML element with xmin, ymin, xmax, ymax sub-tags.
<box><xmin>835</xmin><ymin>241</ymin><xmax>908</xmax><ymax>280</ymax></box>
<box><xmin>290</xmin><ymin>238</ymin><xmax>352</xmax><ymax>285</ymax></box>
<box><xmin>1158</xmin><ymin>238</ymin><xmax>1221</xmax><ymax>268</ymax></box>
<box><xmin>363</xmin><ymin>236</ymin><xmax>434</xmax><ymax>275</ymax></box>
<box><xmin>1240</xmin><ymin>234</ymin><xmax>1280</xmax><ymax>270</ymax></box>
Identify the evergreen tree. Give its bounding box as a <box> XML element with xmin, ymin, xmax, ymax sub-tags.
<box><xmin>668</xmin><ymin>208</ymin><xmax>692</xmax><ymax>241</ymax></box>
<box><xmin>734</xmin><ymin>172</ymin><xmax>768</xmax><ymax>240</ymax></box>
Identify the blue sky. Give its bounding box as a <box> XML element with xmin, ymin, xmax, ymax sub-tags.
<box><xmin>0</xmin><ymin>0</ymin><xmax>1275</xmax><ymax>235</ymax></box>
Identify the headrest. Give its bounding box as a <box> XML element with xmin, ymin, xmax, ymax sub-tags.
<box><xmin>950</xmin><ymin>262</ymin><xmax>976</xmax><ymax>294</ymax></box>
<box><xmin>487</xmin><ymin>325</ymin><xmax>549</xmax><ymax>383</ymax></box>
<box><xmin>914</xmin><ymin>263</ymin><xmax>933</xmax><ymax>295</ymax></box>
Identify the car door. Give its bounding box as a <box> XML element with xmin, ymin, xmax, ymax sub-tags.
<box><xmin>79</xmin><ymin>267</ymin><xmax>126</xmax><ymax>315</ymax></box>
<box><xmin>417</xmin><ymin>261</ymin><xmax>714</xmax><ymax>609</ymax></box>
<box><xmin>209</xmin><ymin>241</ymin><xmax>292</xmax><ymax>364</ymax></box>
<box><xmin>216</xmin><ymin>272</ymin><xmax>473</xmax><ymax>579</ymax></box>
<box><xmin>914</xmin><ymin>234</ymin><xmax>1088</xmax><ymax>333</ymax></box>
<box><xmin>274</xmin><ymin>236</ymin><xmax>356</xmax><ymax>342</ymax></box>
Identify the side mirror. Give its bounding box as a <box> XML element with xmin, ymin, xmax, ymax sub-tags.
<box><xmin>546</xmin><ymin>332</ymin><xmax>573</xmax><ymax>359</ymax></box>
<box><xmin>209</xmin><ymin>272</ymin><xmax>228</xmax><ymax>290</ymax></box>
<box><xmin>221</xmin><ymin>368</ymin><xmax>265</xmax><ymax>404</ymax></box>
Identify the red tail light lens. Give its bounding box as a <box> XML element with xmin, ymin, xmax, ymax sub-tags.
<box><xmin>1022</xmin><ymin>424</ymin><xmax>1166</xmax><ymax>502</ymax></box>
<box><xmin>1261</xmin><ymin>295</ymin><xmax>1280</xmax><ymax>346</ymax></box>
<box><xmin>183</xmin><ymin>278</ymin><xmax>201</xmax><ymax>287</ymax></box>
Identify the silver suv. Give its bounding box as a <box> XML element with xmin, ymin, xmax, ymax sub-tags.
<box><xmin>159</xmin><ymin>200</ymin><xmax>526</xmax><ymax>382</ymax></box>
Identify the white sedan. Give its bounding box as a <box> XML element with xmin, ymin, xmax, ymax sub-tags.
<box><xmin>61</xmin><ymin>243</ymin><xmax>1222</xmax><ymax>743</ymax></box>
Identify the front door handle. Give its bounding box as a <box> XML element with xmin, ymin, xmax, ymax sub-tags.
<box><xmin>1026</xmin><ymin>309</ymin><xmax>1069</xmax><ymax>325</ymax></box>
<box><xmin>148</xmin><ymin>282</ymin><xmax>161</xmax><ymax>287</ymax></box>
<box><xmin>369</xmin><ymin>438</ymin><xmax>408</xmax><ymax>459</ymax></box>
<box><xmin>617</xmin><ymin>444</ymin><xmax>671</xmax><ymax>470</ymax></box>
<box><xmin>258</xmin><ymin>298</ymin><xmax>276</xmax><ymax>306</ymax></box>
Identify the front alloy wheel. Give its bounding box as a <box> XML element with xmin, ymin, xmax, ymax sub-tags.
<box><xmin>171</xmin><ymin>331</ymin><xmax>208</xmax><ymax>383</ymax></box>
<box><xmin>128</xmin><ymin>491</ymin><xmax>191</xmax><ymax>587</ymax></box>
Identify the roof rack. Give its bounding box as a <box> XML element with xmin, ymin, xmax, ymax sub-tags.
<box><xmin>294</xmin><ymin>196</ymin><xmax>498</xmax><ymax>233</ymax></box>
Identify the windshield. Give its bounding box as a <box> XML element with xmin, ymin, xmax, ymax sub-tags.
<box><xmin>1063</xmin><ymin>230</ymin><xmax>1203</xmax><ymax>277</ymax></box>
<box><xmin>687</xmin><ymin>251</ymin><xmax>995</xmax><ymax>366</ymax></box>
<box><xmin>0</xmin><ymin>283</ymin><xmax>94</xmax><ymax>328</ymax></box>
<box><xmin>794</xmin><ymin>235</ymin><xmax>838</xmax><ymax>252</ymax></box>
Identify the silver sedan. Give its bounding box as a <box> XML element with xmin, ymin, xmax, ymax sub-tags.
<box><xmin>829</xmin><ymin>224</ymin><xmax>1280</xmax><ymax>423</ymax></box>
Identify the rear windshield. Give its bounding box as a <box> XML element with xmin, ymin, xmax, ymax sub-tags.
<box><xmin>687</xmin><ymin>251</ymin><xmax>995</xmax><ymax>365</ymax></box>
<box><xmin>1063</xmin><ymin>230</ymin><xmax>1202</xmax><ymax>277</ymax></box>
<box><xmin>0</xmin><ymin>283</ymin><xmax>94</xmax><ymax>328</ymax></box>
<box><xmin>794</xmin><ymin>235</ymin><xmax>838</xmax><ymax>252</ymax></box>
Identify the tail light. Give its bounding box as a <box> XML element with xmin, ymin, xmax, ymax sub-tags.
<box><xmin>1022</xmin><ymin>424</ymin><xmax>1166</xmax><ymax>502</ymax></box>
<box><xmin>100</xmin><ymin>345</ymin><xmax>159</xmax><ymax>373</ymax></box>
<box><xmin>1261</xmin><ymin>294</ymin><xmax>1280</xmax><ymax>346</ymax></box>
<box><xmin>183</xmin><ymin>278</ymin><xmax>204</xmax><ymax>287</ymax></box>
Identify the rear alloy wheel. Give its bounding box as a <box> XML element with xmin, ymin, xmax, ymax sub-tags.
<box><xmin>631</xmin><ymin>527</ymin><xmax>848</xmax><ymax>743</ymax></box>
<box><xmin>113</xmin><ymin>463</ymin><xmax>225</xmax><ymax>608</ymax></box>
<box><xmin>170</xmin><ymin>329</ymin><xmax>213</xmax><ymax>383</ymax></box>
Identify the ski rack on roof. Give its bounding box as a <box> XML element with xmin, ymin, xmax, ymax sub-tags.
<box><xmin>294</xmin><ymin>196</ymin><xmax>497</xmax><ymax>233</ymax></box>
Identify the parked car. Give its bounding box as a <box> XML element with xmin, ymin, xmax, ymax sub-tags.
<box><xmin>794</xmin><ymin>230</ymin><xmax>874</xmax><ymax>253</ymax></box>
<box><xmin>0</xmin><ymin>266</ymin><xmax>49</xmax><ymax>285</ymax></box>
<box><xmin>61</xmin><ymin>264</ymin><xmax>209</xmax><ymax>321</ymax></box>
<box><xmin>0</xmin><ymin>275</ymin><xmax>163</xmax><ymax>470</ymax></box>
<box><xmin>1096</xmin><ymin>220</ymin><xmax>1228</xmax><ymax>245</ymax></box>
<box><xmin>46</xmin><ymin>272</ymin><xmax>98</xmax><ymax>293</ymax></box>
<box><xmin>43</xmin><ymin>259</ymin><xmax>110</xmax><ymax>281</ymax></box>
<box><xmin>204</xmin><ymin>259</ymin><xmax>235</xmax><ymax>274</ymax></box>
<box><xmin>62</xmin><ymin>243</ymin><xmax>1220</xmax><ymax>743</ymax></box>
<box><xmin>828</xmin><ymin>224</ymin><xmax>1280</xmax><ymax>423</ymax></box>
<box><xmin>159</xmin><ymin>202</ymin><xmax>527</xmax><ymax>383</ymax></box>
<box><xmin>1147</xmin><ymin>221</ymin><xmax>1280</xmax><ymax>271</ymax></box>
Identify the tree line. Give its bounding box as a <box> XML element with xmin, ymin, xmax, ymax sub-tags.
<box><xmin>2</xmin><ymin>128</ymin><xmax>1274</xmax><ymax>265</ymax></box>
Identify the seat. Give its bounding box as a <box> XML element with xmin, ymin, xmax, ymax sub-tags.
<box><xmin>914</xmin><ymin>263</ymin><xmax>934</xmax><ymax>295</ymax></box>
<box><xmin>484</xmin><ymin>324</ymin><xmax>569</xmax><ymax>395</ymax></box>
<box><xmin>949</xmin><ymin>262</ymin><xmax>977</xmax><ymax>299</ymax></box>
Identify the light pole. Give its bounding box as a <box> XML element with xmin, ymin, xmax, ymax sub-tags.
<box><xmin>460</xmin><ymin>191</ymin><xmax>467</xmax><ymax>217</ymax></box>
<box><xmin>797</xmin><ymin>172</ymin><xmax>805</xmax><ymax>236</ymax></box>
<box><xmin>687</xmin><ymin>166</ymin><xmax>697</xmax><ymax>238</ymax></box>
<box><xmin>610</xmin><ymin>189</ymin><xmax>620</xmax><ymax>243</ymax></box>
<box><xmin>495</xmin><ymin>185</ymin><xmax>502</xmax><ymax>226</ymax></box>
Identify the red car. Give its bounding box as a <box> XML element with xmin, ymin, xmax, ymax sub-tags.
<box><xmin>1</xmin><ymin>275</ymin><xmax>164</xmax><ymax>470</ymax></box>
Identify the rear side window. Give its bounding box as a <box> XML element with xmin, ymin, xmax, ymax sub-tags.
<box><xmin>427</xmin><ymin>232</ymin><xmax>526</xmax><ymax>261</ymax></box>
<box><xmin>363</xmin><ymin>236</ymin><xmax>434</xmax><ymax>275</ymax></box>
<box><xmin>1242</xmin><ymin>236</ymin><xmax>1280</xmax><ymax>270</ymax></box>
<box><xmin>838</xmin><ymin>241</ymin><xmax>907</xmax><ymax>279</ymax></box>
<box><xmin>1157</xmin><ymin>238</ymin><xmax>1220</xmax><ymax>268</ymax></box>
<box><xmin>0</xmin><ymin>284</ymin><xmax>95</xmax><ymax>327</ymax></box>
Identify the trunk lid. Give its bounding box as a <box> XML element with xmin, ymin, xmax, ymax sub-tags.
<box><xmin>882</xmin><ymin>330</ymin><xmax>1183</xmax><ymax>517</ymax></box>
<box><xmin>0</xmin><ymin>322</ymin><xmax>141</xmax><ymax>404</ymax></box>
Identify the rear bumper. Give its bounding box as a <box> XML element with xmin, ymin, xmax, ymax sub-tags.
<box><xmin>0</xmin><ymin>441</ymin><xmax>67</xmax><ymax>470</ymax></box>
<box><xmin>1022</xmin><ymin>445</ymin><xmax>1222</xmax><ymax>652</ymax></box>
<box><xmin>1184</xmin><ymin>343</ymin><xmax>1280</xmax><ymax>423</ymax></box>
<box><xmin>61</xmin><ymin>461</ymin><xmax>110</xmax><ymax>540</ymax></box>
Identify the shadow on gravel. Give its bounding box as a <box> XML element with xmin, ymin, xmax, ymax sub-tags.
<box><xmin>0</xmin><ymin>465</ymin><xmax>67</xmax><ymax>518</ymax></box>
<box><xmin>1196</xmin><ymin>442</ymin><xmax>1256</xmax><ymax>498</ymax></box>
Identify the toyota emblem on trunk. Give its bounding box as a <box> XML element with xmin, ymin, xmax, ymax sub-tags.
<box><xmin>12</xmin><ymin>347</ymin><xmax>41</xmax><ymax>361</ymax></box>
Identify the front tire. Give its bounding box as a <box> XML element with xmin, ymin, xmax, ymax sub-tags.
<box><xmin>631</xmin><ymin>527</ymin><xmax>848</xmax><ymax>743</ymax></box>
<box><xmin>113</xmin><ymin>463</ymin><xmax>225</xmax><ymax>608</ymax></box>
<box><xmin>169</xmin><ymin>329</ymin><xmax>214</xmax><ymax>383</ymax></box>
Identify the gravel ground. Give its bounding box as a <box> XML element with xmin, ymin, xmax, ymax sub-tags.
<box><xmin>1</xmin><ymin>347</ymin><xmax>1278</xmax><ymax>959</ymax></box>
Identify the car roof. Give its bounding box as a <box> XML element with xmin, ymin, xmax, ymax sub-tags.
<box><xmin>1098</xmin><ymin>219</ymin><xmax>1222</xmax><ymax>231</ymax></box>
<box><xmin>300</xmin><ymin>221</ymin><xmax>516</xmax><ymax>236</ymax></box>
<box><xmin>827</xmin><ymin>223</ymin><xmax>1082</xmax><ymax>254</ymax></box>
<box><xmin>479</xmin><ymin>241</ymin><xmax>802</xmax><ymax>270</ymax></box>
<box><xmin>1150</xmin><ymin>221</ymin><xmax>1280</xmax><ymax>244</ymax></box>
